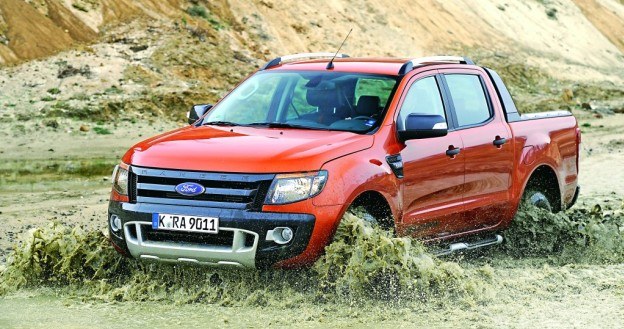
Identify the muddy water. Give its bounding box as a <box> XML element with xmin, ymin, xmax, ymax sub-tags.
<box><xmin>1</xmin><ymin>202</ymin><xmax>624</xmax><ymax>328</ymax></box>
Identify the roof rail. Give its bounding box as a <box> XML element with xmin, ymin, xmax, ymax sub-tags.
<box><xmin>398</xmin><ymin>56</ymin><xmax>475</xmax><ymax>75</ymax></box>
<box><xmin>261</xmin><ymin>52</ymin><xmax>350</xmax><ymax>70</ymax></box>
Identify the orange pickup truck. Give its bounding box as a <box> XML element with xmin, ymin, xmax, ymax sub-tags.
<box><xmin>108</xmin><ymin>54</ymin><xmax>581</xmax><ymax>268</ymax></box>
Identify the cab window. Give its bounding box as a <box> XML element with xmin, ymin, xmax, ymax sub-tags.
<box><xmin>396</xmin><ymin>76</ymin><xmax>446</xmax><ymax>130</ymax></box>
<box><xmin>444</xmin><ymin>74</ymin><xmax>491</xmax><ymax>127</ymax></box>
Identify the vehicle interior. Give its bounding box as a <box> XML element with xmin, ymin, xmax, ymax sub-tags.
<box><xmin>202</xmin><ymin>71</ymin><xmax>398</xmax><ymax>132</ymax></box>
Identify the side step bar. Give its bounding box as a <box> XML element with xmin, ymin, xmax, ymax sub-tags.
<box><xmin>433</xmin><ymin>234</ymin><xmax>503</xmax><ymax>256</ymax></box>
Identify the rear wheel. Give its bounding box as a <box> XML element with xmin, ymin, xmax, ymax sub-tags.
<box><xmin>522</xmin><ymin>189</ymin><xmax>553</xmax><ymax>212</ymax></box>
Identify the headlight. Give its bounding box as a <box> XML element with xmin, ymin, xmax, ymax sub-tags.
<box><xmin>265</xmin><ymin>171</ymin><xmax>328</xmax><ymax>205</ymax></box>
<box><xmin>112</xmin><ymin>164</ymin><xmax>129</xmax><ymax>195</ymax></box>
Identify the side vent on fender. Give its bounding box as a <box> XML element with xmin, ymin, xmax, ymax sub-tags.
<box><xmin>386</xmin><ymin>154</ymin><xmax>404</xmax><ymax>178</ymax></box>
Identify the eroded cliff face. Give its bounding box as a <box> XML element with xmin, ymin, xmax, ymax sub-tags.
<box><xmin>0</xmin><ymin>0</ymin><xmax>180</xmax><ymax>64</ymax></box>
<box><xmin>0</xmin><ymin>0</ymin><xmax>623</xmax><ymax>124</ymax></box>
<box><xmin>0</xmin><ymin>0</ymin><xmax>623</xmax><ymax>75</ymax></box>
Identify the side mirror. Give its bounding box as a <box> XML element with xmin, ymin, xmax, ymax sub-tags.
<box><xmin>398</xmin><ymin>113</ymin><xmax>448</xmax><ymax>141</ymax></box>
<box><xmin>187</xmin><ymin>104</ymin><xmax>213</xmax><ymax>125</ymax></box>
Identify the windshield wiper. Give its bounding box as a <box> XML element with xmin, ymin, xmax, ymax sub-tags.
<box><xmin>247</xmin><ymin>122</ymin><xmax>330</xmax><ymax>130</ymax></box>
<box><xmin>202</xmin><ymin>121</ymin><xmax>244</xmax><ymax>127</ymax></box>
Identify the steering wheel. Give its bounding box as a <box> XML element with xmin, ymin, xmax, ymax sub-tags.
<box><xmin>352</xmin><ymin>116</ymin><xmax>373</xmax><ymax>120</ymax></box>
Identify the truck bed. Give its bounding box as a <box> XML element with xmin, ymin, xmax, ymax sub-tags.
<box><xmin>509</xmin><ymin>110</ymin><xmax>573</xmax><ymax>122</ymax></box>
<box><xmin>507</xmin><ymin>114</ymin><xmax>579</xmax><ymax>209</ymax></box>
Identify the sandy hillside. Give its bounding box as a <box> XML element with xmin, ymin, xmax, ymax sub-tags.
<box><xmin>0</xmin><ymin>0</ymin><xmax>623</xmax><ymax>82</ymax></box>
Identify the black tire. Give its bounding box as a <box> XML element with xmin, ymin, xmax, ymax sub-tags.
<box><xmin>358</xmin><ymin>207</ymin><xmax>395</xmax><ymax>232</ymax></box>
<box><xmin>338</xmin><ymin>206</ymin><xmax>394</xmax><ymax>235</ymax></box>
<box><xmin>523</xmin><ymin>189</ymin><xmax>553</xmax><ymax>212</ymax></box>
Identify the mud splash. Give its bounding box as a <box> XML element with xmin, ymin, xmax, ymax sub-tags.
<box><xmin>1</xmin><ymin>201</ymin><xmax>623</xmax><ymax>307</ymax></box>
<box><xmin>313</xmin><ymin>209</ymin><xmax>478</xmax><ymax>301</ymax></box>
<box><xmin>501</xmin><ymin>201</ymin><xmax>624</xmax><ymax>263</ymax></box>
<box><xmin>0</xmin><ymin>211</ymin><xmax>481</xmax><ymax>305</ymax></box>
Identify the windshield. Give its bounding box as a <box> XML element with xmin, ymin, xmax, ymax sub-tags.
<box><xmin>202</xmin><ymin>71</ymin><xmax>399</xmax><ymax>132</ymax></box>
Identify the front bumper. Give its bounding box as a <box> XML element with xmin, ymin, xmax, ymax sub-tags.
<box><xmin>108</xmin><ymin>201</ymin><xmax>315</xmax><ymax>268</ymax></box>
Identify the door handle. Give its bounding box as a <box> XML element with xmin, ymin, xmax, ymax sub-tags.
<box><xmin>446</xmin><ymin>146</ymin><xmax>461</xmax><ymax>158</ymax></box>
<box><xmin>493</xmin><ymin>136</ymin><xmax>507</xmax><ymax>147</ymax></box>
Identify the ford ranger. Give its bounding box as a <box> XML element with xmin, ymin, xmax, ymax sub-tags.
<box><xmin>108</xmin><ymin>54</ymin><xmax>581</xmax><ymax>268</ymax></box>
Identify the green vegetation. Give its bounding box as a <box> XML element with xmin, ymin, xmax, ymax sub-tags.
<box><xmin>15</xmin><ymin>113</ymin><xmax>30</xmax><ymax>121</ymax></box>
<box><xmin>93</xmin><ymin>126</ymin><xmax>112</xmax><ymax>135</ymax></box>
<box><xmin>104</xmin><ymin>86</ymin><xmax>123</xmax><ymax>94</ymax></box>
<box><xmin>546</xmin><ymin>8</ymin><xmax>558</xmax><ymax>20</ymax></box>
<box><xmin>186</xmin><ymin>5</ymin><xmax>224</xmax><ymax>30</ymax></box>
<box><xmin>47</xmin><ymin>88</ymin><xmax>61</xmax><ymax>95</ymax></box>
<box><xmin>123</xmin><ymin>65</ymin><xmax>158</xmax><ymax>85</ymax></box>
<box><xmin>72</xmin><ymin>3</ymin><xmax>88</xmax><ymax>12</ymax></box>
<box><xmin>41</xmin><ymin>96</ymin><xmax>56</xmax><ymax>102</ymax></box>
<box><xmin>187</xmin><ymin>5</ymin><xmax>208</xmax><ymax>19</ymax></box>
<box><xmin>0</xmin><ymin>159</ymin><xmax>117</xmax><ymax>184</ymax></box>
<box><xmin>70</xmin><ymin>92</ymin><xmax>91</xmax><ymax>101</ymax></box>
<box><xmin>51</xmin><ymin>100</ymin><xmax>70</xmax><ymax>110</ymax></box>
<box><xmin>43</xmin><ymin>119</ymin><xmax>59</xmax><ymax>128</ymax></box>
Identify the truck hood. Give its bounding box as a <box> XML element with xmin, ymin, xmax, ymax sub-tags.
<box><xmin>123</xmin><ymin>125</ymin><xmax>374</xmax><ymax>173</ymax></box>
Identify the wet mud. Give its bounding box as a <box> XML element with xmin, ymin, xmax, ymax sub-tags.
<box><xmin>1</xmin><ymin>201</ymin><xmax>622</xmax><ymax>324</ymax></box>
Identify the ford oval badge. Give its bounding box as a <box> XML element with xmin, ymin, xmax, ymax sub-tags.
<box><xmin>175</xmin><ymin>182</ymin><xmax>205</xmax><ymax>196</ymax></box>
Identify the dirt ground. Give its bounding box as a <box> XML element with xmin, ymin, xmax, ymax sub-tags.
<box><xmin>0</xmin><ymin>110</ymin><xmax>623</xmax><ymax>328</ymax></box>
<box><xmin>1</xmin><ymin>1</ymin><xmax>623</xmax><ymax>327</ymax></box>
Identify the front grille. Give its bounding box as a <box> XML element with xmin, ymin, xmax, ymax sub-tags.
<box><xmin>129</xmin><ymin>172</ymin><xmax>138</xmax><ymax>203</ymax></box>
<box><xmin>131</xmin><ymin>166</ymin><xmax>275</xmax><ymax>211</ymax></box>
<box><xmin>142</xmin><ymin>227</ymin><xmax>256</xmax><ymax>248</ymax></box>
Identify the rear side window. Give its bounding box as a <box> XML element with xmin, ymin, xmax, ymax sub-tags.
<box><xmin>445</xmin><ymin>74</ymin><xmax>491</xmax><ymax>127</ymax></box>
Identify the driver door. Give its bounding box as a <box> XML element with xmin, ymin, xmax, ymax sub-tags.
<box><xmin>397</xmin><ymin>72</ymin><xmax>466</xmax><ymax>238</ymax></box>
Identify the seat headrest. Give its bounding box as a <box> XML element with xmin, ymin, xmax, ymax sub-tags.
<box><xmin>356</xmin><ymin>95</ymin><xmax>380</xmax><ymax>116</ymax></box>
<box><xmin>306</xmin><ymin>86</ymin><xmax>339</xmax><ymax>108</ymax></box>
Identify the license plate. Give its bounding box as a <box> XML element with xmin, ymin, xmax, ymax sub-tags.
<box><xmin>152</xmin><ymin>213</ymin><xmax>219</xmax><ymax>234</ymax></box>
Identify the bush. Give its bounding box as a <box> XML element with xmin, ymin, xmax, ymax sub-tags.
<box><xmin>187</xmin><ymin>5</ymin><xmax>208</xmax><ymax>19</ymax></box>
<box><xmin>93</xmin><ymin>126</ymin><xmax>112</xmax><ymax>135</ymax></box>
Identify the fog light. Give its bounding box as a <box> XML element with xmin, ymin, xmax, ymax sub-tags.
<box><xmin>280</xmin><ymin>227</ymin><xmax>293</xmax><ymax>242</ymax></box>
<box><xmin>266</xmin><ymin>227</ymin><xmax>294</xmax><ymax>245</ymax></box>
<box><xmin>110</xmin><ymin>214</ymin><xmax>122</xmax><ymax>232</ymax></box>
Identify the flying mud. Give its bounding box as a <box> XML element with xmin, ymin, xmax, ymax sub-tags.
<box><xmin>2</xmin><ymin>201</ymin><xmax>622</xmax><ymax>306</ymax></box>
